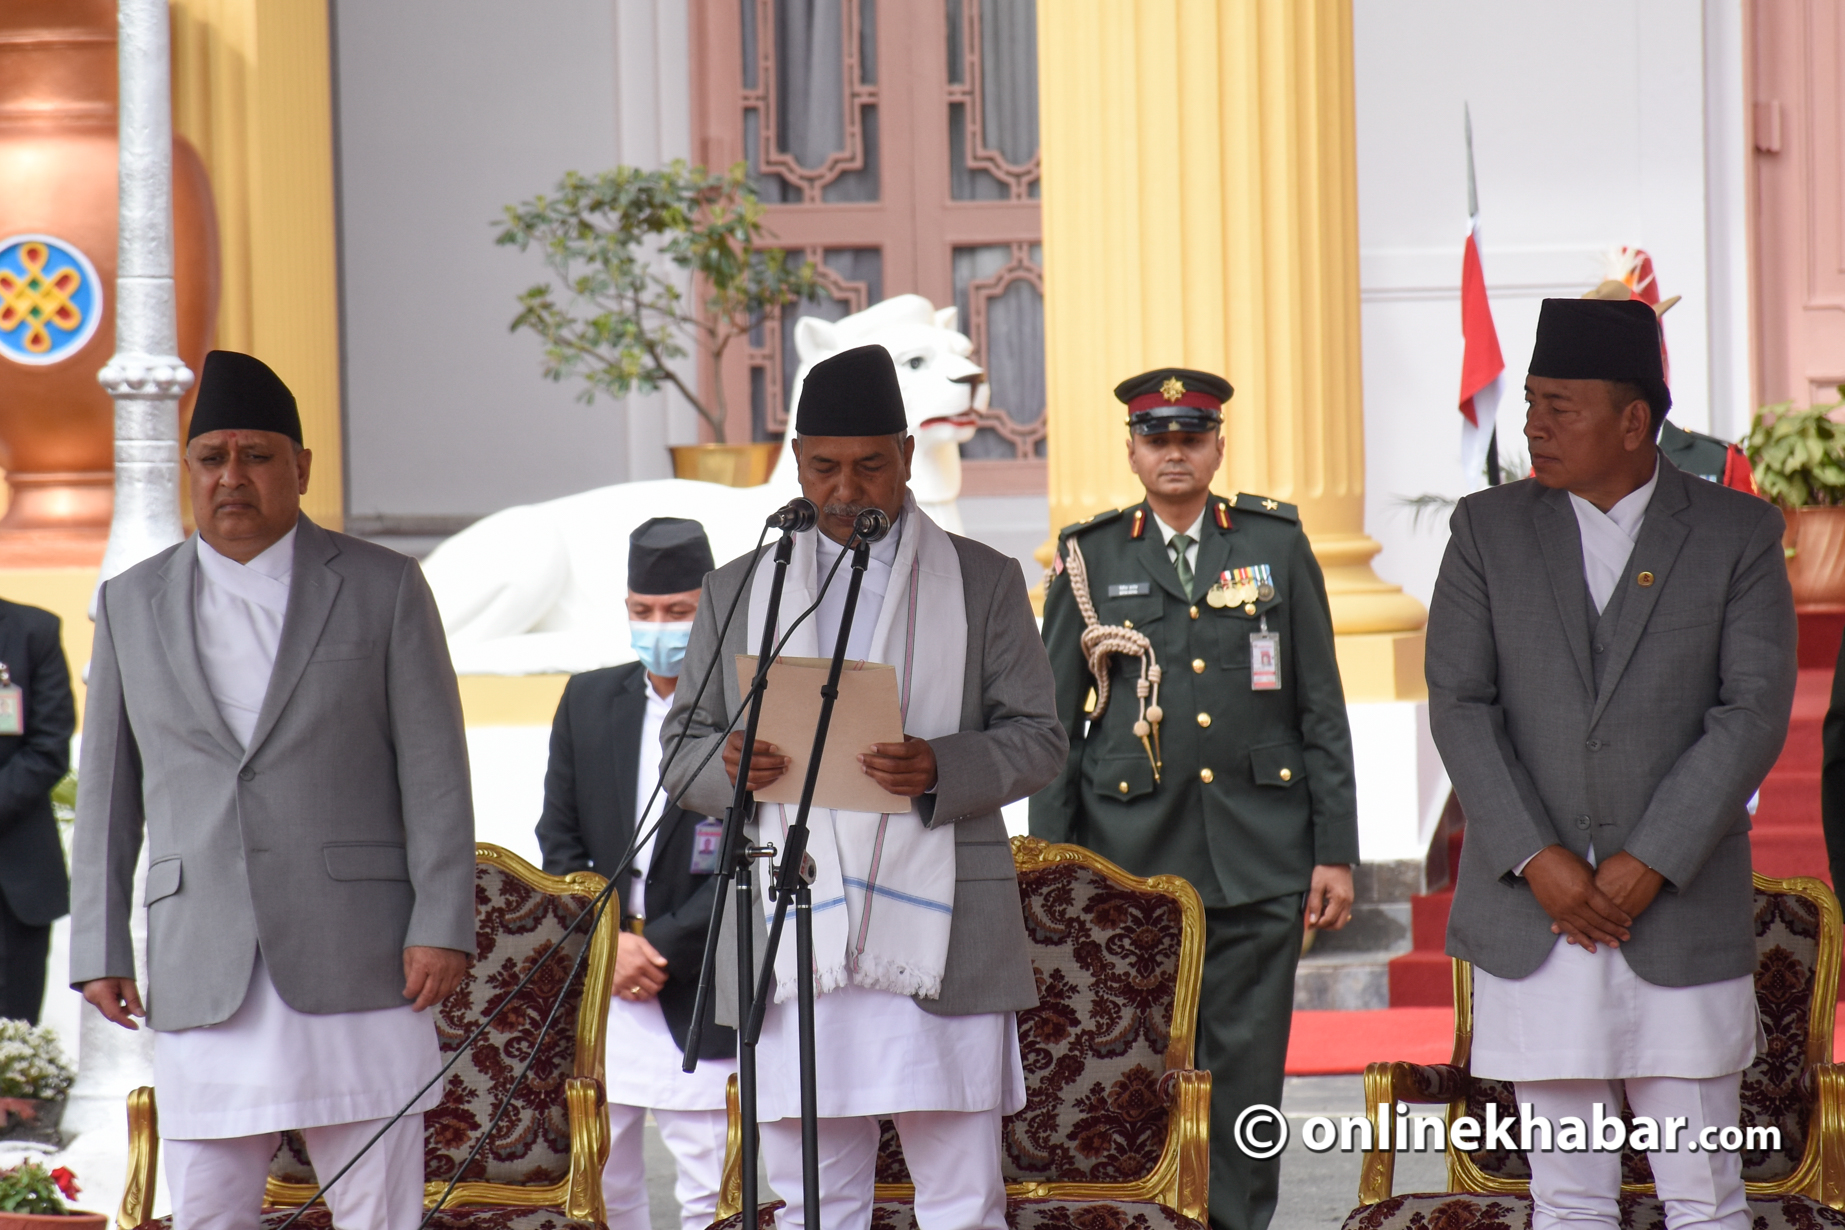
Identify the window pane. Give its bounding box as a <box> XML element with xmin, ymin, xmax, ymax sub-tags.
<box><xmin>953</xmin><ymin>246</ymin><xmax>1044</xmax><ymax>460</ymax></box>
<box><xmin>979</xmin><ymin>0</ymin><xmax>1037</xmax><ymax>167</ymax></box>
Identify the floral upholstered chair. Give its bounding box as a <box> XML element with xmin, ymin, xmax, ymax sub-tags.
<box><xmin>1345</xmin><ymin>873</ymin><xmax>1845</xmax><ymax>1230</ymax></box>
<box><xmin>713</xmin><ymin>835</ymin><xmax>1212</xmax><ymax>1230</ymax></box>
<box><xmin>116</xmin><ymin>844</ymin><xmax>618</xmax><ymax>1230</ymax></box>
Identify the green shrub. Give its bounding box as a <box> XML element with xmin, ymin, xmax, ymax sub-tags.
<box><xmin>1745</xmin><ymin>394</ymin><xmax>1845</xmax><ymax>509</ymax></box>
<box><xmin>0</xmin><ymin>1020</ymin><xmax>74</xmax><ymax>1100</ymax></box>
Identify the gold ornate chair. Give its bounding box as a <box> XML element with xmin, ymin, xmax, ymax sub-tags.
<box><xmin>712</xmin><ymin>835</ymin><xmax>1212</xmax><ymax>1230</ymax></box>
<box><xmin>117</xmin><ymin>844</ymin><xmax>618</xmax><ymax>1230</ymax></box>
<box><xmin>1345</xmin><ymin>873</ymin><xmax>1845</xmax><ymax>1230</ymax></box>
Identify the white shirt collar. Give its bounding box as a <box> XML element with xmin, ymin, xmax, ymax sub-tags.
<box><xmin>1152</xmin><ymin>509</ymin><xmax>1206</xmax><ymax>545</ymax></box>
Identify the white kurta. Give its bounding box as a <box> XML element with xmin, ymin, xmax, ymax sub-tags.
<box><xmin>753</xmin><ymin>518</ymin><xmax>1026</xmax><ymax>1123</ymax></box>
<box><xmin>1472</xmin><ymin>464</ymin><xmax>1759</xmax><ymax>1083</ymax></box>
<box><xmin>154</xmin><ymin>531</ymin><xmax>444</xmax><ymax>1140</ymax></box>
<box><xmin>606</xmin><ymin>677</ymin><xmax>735</xmax><ymax>1112</ymax></box>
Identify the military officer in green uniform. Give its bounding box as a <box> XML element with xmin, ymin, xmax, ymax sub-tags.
<box><xmin>1029</xmin><ymin>369</ymin><xmax>1360</xmax><ymax>1230</ymax></box>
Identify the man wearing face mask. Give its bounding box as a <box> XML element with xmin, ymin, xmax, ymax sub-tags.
<box><xmin>535</xmin><ymin>517</ymin><xmax>736</xmax><ymax>1230</ymax></box>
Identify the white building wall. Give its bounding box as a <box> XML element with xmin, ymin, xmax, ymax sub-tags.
<box><xmin>334</xmin><ymin>0</ymin><xmax>696</xmax><ymax>528</ymax></box>
<box><xmin>1352</xmin><ymin>0</ymin><xmax>1751</xmax><ymax>612</ymax></box>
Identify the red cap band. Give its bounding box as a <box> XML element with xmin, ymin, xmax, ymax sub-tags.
<box><xmin>1127</xmin><ymin>390</ymin><xmax>1222</xmax><ymax>414</ymax></box>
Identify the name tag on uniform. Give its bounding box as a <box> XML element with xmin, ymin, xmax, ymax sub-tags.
<box><xmin>0</xmin><ymin>668</ymin><xmax>20</xmax><ymax>735</ymax></box>
<box><xmin>1250</xmin><ymin>632</ymin><xmax>1281</xmax><ymax>691</ymax></box>
<box><xmin>1107</xmin><ymin>582</ymin><xmax>1151</xmax><ymax>598</ymax></box>
<box><xmin>688</xmin><ymin>818</ymin><xmax>725</xmax><ymax>874</ymax></box>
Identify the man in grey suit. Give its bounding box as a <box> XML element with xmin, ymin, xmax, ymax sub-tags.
<box><xmin>71</xmin><ymin>351</ymin><xmax>476</xmax><ymax>1230</ymax></box>
<box><xmin>1428</xmin><ymin>300</ymin><xmax>1795</xmax><ymax>1230</ymax></box>
<box><xmin>665</xmin><ymin>345</ymin><xmax>1066</xmax><ymax>1230</ymax></box>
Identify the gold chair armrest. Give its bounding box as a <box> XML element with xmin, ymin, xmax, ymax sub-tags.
<box><xmin>1161</xmin><ymin>1068</ymin><xmax>1211</xmax><ymax>1224</ymax></box>
<box><xmin>1806</xmin><ymin>1062</ymin><xmax>1845</xmax><ymax>1209</ymax></box>
<box><xmin>717</xmin><ymin>1074</ymin><xmax>743</xmax><ymax>1222</ymax></box>
<box><xmin>1358</xmin><ymin>1061</ymin><xmax>1469</xmax><ymax>1206</ymax></box>
<box><xmin>119</xmin><ymin>1086</ymin><xmax>160</xmax><ymax>1230</ymax></box>
<box><xmin>563</xmin><ymin>1077</ymin><xmax>608</xmax><ymax>1224</ymax></box>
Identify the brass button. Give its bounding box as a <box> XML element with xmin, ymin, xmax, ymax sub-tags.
<box><xmin>1189</xmin><ymin>606</ymin><xmax>1199</xmax><ymax>620</ymax></box>
<box><xmin>1637</xmin><ymin>571</ymin><xmax>1654</xmax><ymax>587</ymax></box>
<box><xmin>1279</xmin><ymin>767</ymin><xmax>1292</xmax><ymax>782</ymax></box>
<box><xmin>1199</xmin><ymin>768</ymin><xmax>1214</xmax><ymax>784</ymax></box>
<box><xmin>1192</xmin><ymin>658</ymin><xmax>1206</xmax><ymax>674</ymax></box>
<box><xmin>1196</xmin><ymin>712</ymin><xmax>1211</xmax><ymax>728</ymax></box>
<box><xmin>1122</xmin><ymin>618</ymin><xmax>1134</xmax><ymax>629</ymax></box>
<box><xmin>1118</xmin><ymin>781</ymin><xmax>1130</xmax><ymax>794</ymax></box>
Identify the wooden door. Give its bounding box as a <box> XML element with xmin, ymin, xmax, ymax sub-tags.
<box><xmin>691</xmin><ymin>0</ymin><xmax>1046</xmax><ymax>493</ymax></box>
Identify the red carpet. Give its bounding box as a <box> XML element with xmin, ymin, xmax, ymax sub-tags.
<box><xmin>1286</xmin><ymin>1007</ymin><xmax>1456</xmax><ymax>1075</ymax></box>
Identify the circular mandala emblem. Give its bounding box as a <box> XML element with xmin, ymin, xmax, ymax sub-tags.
<box><xmin>0</xmin><ymin>234</ymin><xmax>104</xmax><ymax>366</ymax></box>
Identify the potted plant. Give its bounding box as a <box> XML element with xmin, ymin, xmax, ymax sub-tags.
<box><xmin>0</xmin><ymin>1160</ymin><xmax>103</xmax><ymax>1230</ymax></box>
<box><xmin>1745</xmin><ymin>392</ymin><xmax>1845</xmax><ymax>607</ymax></box>
<box><xmin>497</xmin><ymin>161</ymin><xmax>820</xmax><ymax>486</ymax></box>
<box><xmin>0</xmin><ymin>1022</ymin><xmax>74</xmax><ymax>1144</ymax></box>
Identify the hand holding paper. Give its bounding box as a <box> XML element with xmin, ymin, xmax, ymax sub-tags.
<box><xmin>858</xmin><ymin>736</ymin><xmax>938</xmax><ymax>797</ymax></box>
<box><xmin>736</xmin><ymin>654</ymin><xmax>909</xmax><ymax>813</ymax></box>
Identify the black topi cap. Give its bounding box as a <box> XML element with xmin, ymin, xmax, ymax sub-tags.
<box><xmin>628</xmin><ymin>518</ymin><xmax>714</xmax><ymax>595</ymax></box>
<box><xmin>1113</xmin><ymin>367</ymin><xmax>1232</xmax><ymax>435</ymax></box>
<box><xmin>1529</xmin><ymin>298</ymin><xmax>1667</xmax><ymax>384</ymax></box>
<box><xmin>794</xmin><ymin>344</ymin><xmax>908</xmax><ymax>436</ymax></box>
<box><xmin>187</xmin><ymin>350</ymin><xmax>302</xmax><ymax>444</ymax></box>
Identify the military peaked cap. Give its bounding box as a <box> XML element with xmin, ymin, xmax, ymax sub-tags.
<box><xmin>1113</xmin><ymin>367</ymin><xmax>1232</xmax><ymax>435</ymax></box>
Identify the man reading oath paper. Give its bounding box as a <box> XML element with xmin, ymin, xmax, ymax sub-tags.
<box><xmin>664</xmin><ymin>344</ymin><xmax>1067</xmax><ymax>1230</ymax></box>
<box><xmin>70</xmin><ymin>351</ymin><xmax>476</xmax><ymax>1230</ymax></box>
<box><xmin>1427</xmin><ymin>299</ymin><xmax>1795</xmax><ymax>1230</ymax></box>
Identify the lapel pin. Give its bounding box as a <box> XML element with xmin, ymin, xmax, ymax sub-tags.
<box><xmin>1637</xmin><ymin>571</ymin><xmax>1655</xmax><ymax>587</ymax></box>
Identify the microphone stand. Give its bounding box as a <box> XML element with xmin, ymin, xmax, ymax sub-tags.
<box><xmin>744</xmin><ymin>510</ymin><xmax>886</xmax><ymax>1230</ymax></box>
<box><xmin>681</xmin><ymin>510</ymin><xmax>807</xmax><ymax>1230</ymax></box>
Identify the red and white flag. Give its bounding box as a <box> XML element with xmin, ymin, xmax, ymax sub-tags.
<box><xmin>1458</xmin><ymin>107</ymin><xmax>1504</xmax><ymax>490</ymax></box>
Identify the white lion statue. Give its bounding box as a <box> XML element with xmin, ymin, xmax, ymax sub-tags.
<box><xmin>423</xmin><ymin>294</ymin><xmax>985</xmax><ymax>675</ymax></box>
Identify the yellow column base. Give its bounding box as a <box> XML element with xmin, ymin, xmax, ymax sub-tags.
<box><xmin>457</xmin><ymin>674</ymin><xmax>570</xmax><ymax>727</ymax></box>
<box><xmin>1334</xmin><ymin>629</ymin><xmax>1426</xmax><ymax>703</ymax></box>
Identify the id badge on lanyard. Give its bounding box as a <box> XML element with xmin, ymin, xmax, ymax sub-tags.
<box><xmin>0</xmin><ymin>663</ymin><xmax>21</xmax><ymax>735</ymax></box>
<box><xmin>1249</xmin><ymin>618</ymin><xmax>1281</xmax><ymax>691</ymax></box>
<box><xmin>688</xmin><ymin>818</ymin><xmax>725</xmax><ymax>874</ymax></box>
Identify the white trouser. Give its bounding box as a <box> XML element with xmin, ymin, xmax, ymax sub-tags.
<box><xmin>1518</xmin><ymin>1076</ymin><xmax>1749</xmax><ymax>1230</ymax></box>
<box><xmin>603</xmin><ymin>1104</ymin><xmax>729</xmax><ymax>1230</ymax></box>
<box><xmin>165</xmin><ymin>1114</ymin><xmax>425</xmax><ymax>1230</ymax></box>
<box><xmin>761</xmin><ymin>1109</ymin><xmax>1006</xmax><ymax>1230</ymax></box>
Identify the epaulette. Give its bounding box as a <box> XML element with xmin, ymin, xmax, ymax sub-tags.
<box><xmin>1057</xmin><ymin>508</ymin><xmax>1124</xmax><ymax>541</ymax></box>
<box><xmin>1226</xmin><ymin>491</ymin><xmax>1299</xmax><ymax>523</ymax></box>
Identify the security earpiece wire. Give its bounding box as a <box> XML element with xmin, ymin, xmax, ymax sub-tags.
<box><xmin>273</xmin><ymin>524</ymin><xmax>856</xmax><ymax>1228</ymax></box>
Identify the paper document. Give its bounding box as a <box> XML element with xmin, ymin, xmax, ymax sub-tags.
<box><xmin>735</xmin><ymin>654</ymin><xmax>908</xmax><ymax>814</ymax></box>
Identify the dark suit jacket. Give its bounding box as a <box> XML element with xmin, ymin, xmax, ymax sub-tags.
<box><xmin>536</xmin><ymin>661</ymin><xmax>735</xmax><ymax>1060</ymax></box>
<box><xmin>0</xmin><ymin>598</ymin><xmax>75</xmax><ymax>927</ymax></box>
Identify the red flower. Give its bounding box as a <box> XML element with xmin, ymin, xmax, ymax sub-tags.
<box><xmin>50</xmin><ymin>1167</ymin><xmax>80</xmax><ymax>1199</ymax></box>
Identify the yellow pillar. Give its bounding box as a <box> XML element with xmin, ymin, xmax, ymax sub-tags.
<box><xmin>170</xmin><ymin>0</ymin><xmax>344</xmax><ymax>529</ymax></box>
<box><xmin>1037</xmin><ymin>0</ymin><xmax>1425</xmax><ymax>700</ymax></box>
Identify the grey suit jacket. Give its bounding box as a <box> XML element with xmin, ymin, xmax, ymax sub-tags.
<box><xmin>664</xmin><ymin>526</ymin><xmax>1068</xmax><ymax>1019</ymax></box>
<box><xmin>70</xmin><ymin>516</ymin><xmax>477</xmax><ymax>1030</ymax></box>
<box><xmin>1427</xmin><ymin>458</ymin><xmax>1795</xmax><ymax>987</ymax></box>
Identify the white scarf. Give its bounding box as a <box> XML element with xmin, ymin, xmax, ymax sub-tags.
<box><xmin>746</xmin><ymin>495</ymin><xmax>967</xmax><ymax>1001</ymax></box>
<box><xmin>1568</xmin><ymin>463</ymin><xmax>1658</xmax><ymax>613</ymax></box>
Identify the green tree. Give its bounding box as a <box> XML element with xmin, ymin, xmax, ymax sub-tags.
<box><xmin>497</xmin><ymin>162</ymin><xmax>819</xmax><ymax>444</ymax></box>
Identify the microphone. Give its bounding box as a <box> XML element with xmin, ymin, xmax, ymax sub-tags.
<box><xmin>849</xmin><ymin>507</ymin><xmax>891</xmax><ymax>545</ymax></box>
<box><xmin>766</xmin><ymin>497</ymin><xmax>818</xmax><ymax>533</ymax></box>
